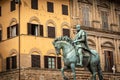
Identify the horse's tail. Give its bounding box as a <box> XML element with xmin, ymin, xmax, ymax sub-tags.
<box><xmin>97</xmin><ymin>62</ymin><xmax>104</xmax><ymax>80</ymax></box>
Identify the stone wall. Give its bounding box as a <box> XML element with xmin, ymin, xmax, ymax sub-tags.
<box><xmin>0</xmin><ymin>68</ymin><xmax>120</xmax><ymax>80</ymax></box>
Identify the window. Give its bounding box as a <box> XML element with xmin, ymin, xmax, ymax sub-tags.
<box><xmin>0</xmin><ymin>57</ymin><xmax>2</xmax><ymax>72</ymax></box>
<box><xmin>31</xmin><ymin>0</ymin><xmax>38</xmax><ymax>10</ymax></box>
<box><xmin>7</xmin><ymin>24</ymin><xmax>18</xmax><ymax>38</ymax></box>
<box><xmin>6</xmin><ymin>56</ymin><xmax>17</xmax><ymax>70</ymax></box>
<box><xmin>104</xmin><ymin>51</ymin><xmax>113</xmax><ymax>72</ymax></box>
<box><xmin>44</xmin><ymin>56</ymin><xmax>61</xmax><ymax>69</ymax></box>
<box><xmin>47</xmin><ymin>2</ymin><xmax>54</xmax><ymax>13</ymax></box>
<box><xmin>62</xmin><ymin>4</ymin><xmax>68</xmax><ymax>15</ymax></box>
<box><xmin>101</xmin><ymin>11</ymin><xmax>108</xmax><ymax>29</ymax></box>
<box><xmin>82</xmin><ymin>6</ymin><xmax>90</xmax><ymax>27</ymax></box>
<box><xmin>0</xmin><ymin>6</ymin><xmax>1</xmax><ymax>16</ymax></box>
<box><xmin>27</xmin><ymin>23</ymin><xmax>43</xmax><ymax>36</ymax></box>
<box><xmin>48</xmin><ymin>26</ymin><xmax>55</xmax><ymax>38</ymax></box>
<box><xmin>31</xmin><ymin>55</ymin><xmax>40</xmax><ymax>68</ymax></box>
<box><xmin>63</xmin><ymin>28</ymin><xmax>70</xmax><ymax>37</ymax></box>
<box><xmin>119</xmin><ymin>15</ymin><xmax>120</xmax><ymax>27</ymax></box>
<box><xmin>10</xmin><ymin>0</ymin><xmax>16</xmax><ymax>11</ymax></box>
<box><xmin>0</xmin><ymin>29</ymin><xmax>2</xmax><ymax>41</ymax></box>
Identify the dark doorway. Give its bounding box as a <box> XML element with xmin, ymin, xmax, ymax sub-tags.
<box><xmin>104</xmin><ymin>51</ymin><xmax>114</xmax><ymax>72</ymax></box>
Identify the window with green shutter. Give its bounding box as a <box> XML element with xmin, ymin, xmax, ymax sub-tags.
<box><xmin>0</xmin><ymin>30</ymin><xmax>2</xmax><ymax>41</ymax></box>
<box><xmin>47</xmin><ymin>2</ymin><xmax>54</xmax><ymax>13</ymax></box>
<box><xmin>63</xmin><ymin>28</ymin><xmax>70</xmax><ymax>37</ymax></box>
<box><xmin>44</xmin><ymin>56</ymin><xmax>61</xmax><ymax>69</ymax></box>
<box><xmin>31</xmin><ymin>0</ymin><xmax>38</xmax><ymax>10</ymax></box>
<box><xmin>6</xmin><ymin>56</ymin><xmax>17</xmax><ymax>70</ymax></box>
<box><xmin>0</xmin><ymin>6</ymin><xmax>1</xmax><ymax>16</ymax></box>
<box><xmin>62</xmin><ymin>4</ymin><xmax>68</xmax><ymax>15</ymax></box>
<box><xmin>10</xmin><ymin>0</ymin><xmax>16</xmax><ymax>12</ymax></box>
<box><xmin>31</xmin><ymin>55</ymin><xmax>40</xmax><ymax>68</ymax></box>
<box><xmin>27</xmin><ymin>23</ymin><xmax>44</xmax><ymax>36</ymax></box>
<box><xmin>7</xmin><ymin>24</ymin><xmax>18</xmax><ymax>39</ymax></box>
<box><xmin>48</xmin><ymin>26</ymin><xmax>55</xmax><ymax>38</ymax></box>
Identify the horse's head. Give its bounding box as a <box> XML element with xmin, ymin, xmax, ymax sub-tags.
<box><xmin>52</xmin><ymin>40</ymin><xmax>62</xmax><ymax>55</ymax></box>
<box><xmin>52</xmin><ymin>36</ymin><xmax>72</xmax><ymax>55</ymax></box>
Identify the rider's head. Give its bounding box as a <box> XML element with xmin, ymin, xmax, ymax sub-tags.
<box><xmin>76</xmin><ymin>24</ymin><xmax>81</xmax><ymax>32</ymax></box>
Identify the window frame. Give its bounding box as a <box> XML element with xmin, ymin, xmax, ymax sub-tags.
<box><xmin>6</xmin><ymin>56</ymin><xmax>17</xmax><ymax>70</ymax></box>
<box><xmin>27</xmin><ymin>23</ymin><xmax>44</xmax><ymax>36</ymax></box>
<box><xmin>0</xmin><ymin>29</ymin><xmax>2</xmax><ymax>41</ymax></box>
<box><xmin>47</xmin><ymin>2</ymin><xmax>54</xmax><ymax>13</ymax></box>
<box><xmin>47</xmin><ymin>26</ymin><xmax>55</xmax><ymax>38</ymax></box>
<box><xmin>31</xmin><ymin>0</ymin><xmax>38</xmax><ymax>10</ymax></box>
<box><xmin>104</xmin><ymin>50</ymin><xmax>114</xmax><ymax>72</ymax></box>
<box><xmin>44</xmin><ymin>56</ymin><xmax>61</xmax><ymax>69</ymax></box>
<box><xmin>82</xmin><ymin>6</ymin><xmax>90</xmax><ymax>27</ymax></box>
<box><xmin>63</xmin><ymin>28</ymin><xmax>70</xmax><ymax>37</ymax></box>
<box><xmin>62</xmin><ymin>4</ymin><xmax>68</xmax><ymax>15</ymax></box>
<box><xmin>101</xmin><ymin>11</ymin><xmax>109</xmax><ymax>29</ymax></box>
<box><xmin>10</xmin><ymin>0</ymin><xmax>16</xmax><ymax>12</ymax></box>
<box><xmin>0</xmin><ymin>6</ymin><xmax>1</xmax><ymax>16</ymax></box>
<box><xmin>31</xmin><ymin>55</ymin><xmax>40</xmax><ymax>68</ymax></box>
<box><xmin>7</xmin><ymin>24</ymin><xmax>18</xmax><ymax>39</ymax></box>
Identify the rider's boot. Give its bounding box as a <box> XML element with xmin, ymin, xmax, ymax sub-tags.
<box><xmin>77</xmin><ymin>54</ymin><xmax>83</xmax><ymax>67</ymax></box>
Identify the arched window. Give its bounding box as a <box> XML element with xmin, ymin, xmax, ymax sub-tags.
<box><xmin>46</xmin><ymin>20</ymin><xmax>56</xmax><ymax>38</ymax></box>
<box><xmin>6</xmin><ymin>51</ymin><xmax>17</xmax><ymax>70</ymax></box>
<box><xmin>28</xmin><ymin>16</ymin><xmax>43</xmax><ymax>37</ymax></box>
<box><xmin>7</xmin><ymin>18</ymin><xmax>18</xmax><ymax>38</ymax></box>
<box><xmin>102</xmin><ymin>41</ymin><xmax>114</xmax><ymax>72</ymax></box>
<box><xmin>27</xmin><ymin>23</ymin><xmax>43</xmax><ymax>36</ymax></box>
<box><xmin>62</xmin><ymin>25</ymin><xmax>70</xmax><ymax>37</ymax></box>
<box><xmin>31</xmin><ymin>52</ymin><xmax>40</xmax><ymax>68</ymax></box>
<box><xmin>44</xmin><ymin>50</ymin><xmax>61</xmax><ymax>69</ymax></box>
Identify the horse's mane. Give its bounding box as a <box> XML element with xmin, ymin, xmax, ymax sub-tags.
<box><xmin>53</xmin><ymin>36</ymin><xmax>72</xmax><ymax>44</ymax></box>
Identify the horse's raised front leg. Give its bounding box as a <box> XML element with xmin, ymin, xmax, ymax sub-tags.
<box><xmin>61</xmin><ymin>66</ymin><xmax>68</xmax><ymax>80</ymax></box>
<box><xmin>70</xmin><ymin>63</ymin><xmax>76</xmax><ymax>80</ymax></box>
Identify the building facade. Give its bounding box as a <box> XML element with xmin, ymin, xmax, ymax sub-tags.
<box><xmin>71</xmin><ymin>0</ymin><xmax>120</xmax><ymax>72</ymax></box>
<box><xmin>0</xmin><ymin>0</ymin><xmax>120</xmax><ymax>80</ymax></box>
<box><xmin>0</xmin><ymin>0</ymin><xmax>70</xmax><ymax>79</ymax></box>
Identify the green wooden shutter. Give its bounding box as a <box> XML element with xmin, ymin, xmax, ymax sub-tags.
<box><xmin>31</xmin><ymin>0</ymin><xmax>38</xmax><ymax>10</ymax></box>
<box><xmin>7</xmin><ymin>27</ymin><xmax>10</xmax><ymax>38</ymax></box>
<box><xmin>16</xmin><ymin>24</ymin><xmax>19</xmax><ymax>36</ymax></box>
<box><xmin>63</xmin><ymin>28</ymin><xmax>70</xmax><ymax>37</ymax></box>
<box><xmin>12</xmin><ymin>56</ymin><xmax>17</xmax><ymax>69</ymax></box>
<box><xmin>57</xmin><ymin>57</ymin><xmax>61</xmax><ymax>69</ymax></box>
<box><xmin>44</xmin><ymin>56</ymin><xmax>48</xmax><ymax>68</ymax></box>
<box><xmin>27</xmin><ymin>23</ymin><xmax>32</xmax><ymax>35</ymax></box>
<box><xmin>48</xmin><ymin>26</ymin><xmax>55</xmax><ymax>38</ymax></box>
<box><xmin>40</xmin><ymin>25</ymin><xmax>43</xmax><ymax>36</ymax></box>
<box><xmin>31</xmin><ymin>55</ymin><xmax>40</xmax><ymax>68</ymax></box>
<box><xmin>6</xmin><ymin>57</ymin><xmax>10</xmax><ymax>70</ymax></box>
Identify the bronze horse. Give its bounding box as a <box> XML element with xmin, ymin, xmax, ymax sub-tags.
<box><xmin>53</xmin><ymin>36</ymin><xmax>103</xmax><ymax>80</ymax></box>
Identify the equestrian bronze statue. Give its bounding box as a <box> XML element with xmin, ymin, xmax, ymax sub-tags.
<box><xmin>52</xmin><ymin>25</ymin><xmax>103</xmax><ymax>80</ymax></box>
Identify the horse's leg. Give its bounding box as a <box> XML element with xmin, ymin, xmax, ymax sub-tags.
<box><xmin>61</xmin><ymin>66</ymin><xmax>68</xmax><ymax>80</ymax></box>
<box><xmin>97</xmin><ymin>62</ymin><xmax>103</xmax><ymax>80</ymax></box>
<box><xmin>90</xmin><ymin>65</ymin><xmax>97</xmax><ymax>80</ymax></box>
<box><xmin>70</xmin><ymin>63</ymin><xmax>76</xmax><ymax>80</ymax></box>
